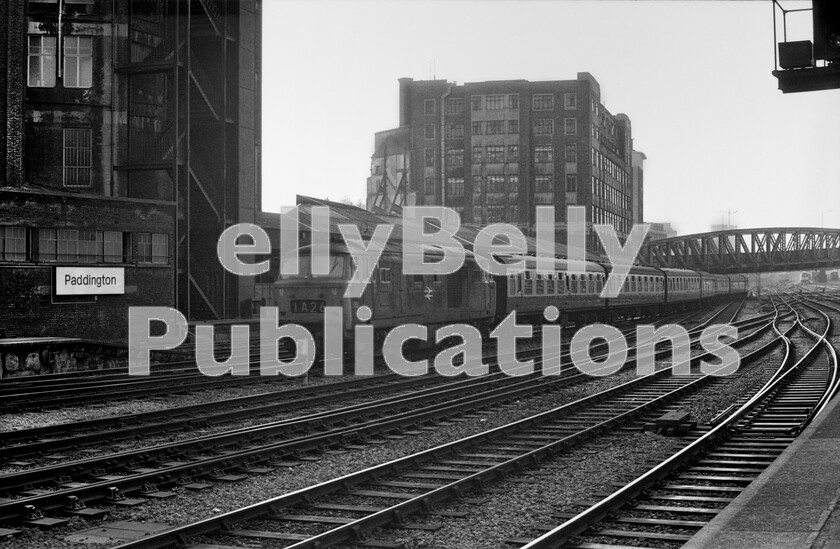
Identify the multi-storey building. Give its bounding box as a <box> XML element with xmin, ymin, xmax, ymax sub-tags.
<box><xmin>647</xmin><ymin>222</ymin><xmax>677</xmax><ymax>241</ymax></box>
<box><xmin>631</xmin><ymin>150</ymin><xmax>646</xmax><ymax>225</ymax></box>
<box><xmin>0</xmin><ymin>0</ymin><xmax>261</xmax><ymax>340</ymax></box>
<box><xmin>368</xmin><ymin>73</ymin><xmax>638</xmax><ymax>248</ymax></box>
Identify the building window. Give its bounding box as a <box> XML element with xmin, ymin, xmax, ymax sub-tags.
<box><xmin>104</xmin><ymin>231</ymin><xmax>123</xmax><ymax>263</ymax></box>
<box><xmin>486</xmin><ymin>95</ymin><xmax>504</xmax><ymax>110</ymax></box>
<box><xmin>63</xmin><ymin>36</ymin><xmax>92</xmax><ymax>88</ymax></box>
<box><xmin>534</xmin><ymin>144</ymin><xmax>553</xmax><ymax>163</ymax></box>
<box><xmin>534</xmin><ymin>118</ymin><xmax>554</xmax><ymax>136</ymax></box>
<box><xmin>424</xmin><ymin>99</ymin><xmax>435</xmax><ymax>115</ymax></box>
<box><xmin>532</xmin><ymin>94</ymin><xmax>554</xmax><ymax>110</ymax></box>
<box><xmin>473</xmin><ymin>177</ymin><xmax>482</xmax><ymax>195</ymax></box>
<box><xmin>509</xmin><ymin>94</ymin><xmax>519</xmax><ymax>109</ymax></box>
<box><xmin>486</xmin><ymin>145</ymin><xmax>505</xmax><ymax>163</ymax></box>
<box><xmin>472</xmin><ymin>121</ymin><xmax>482</xmax><ymax>135</ymax></box>
<box><xmin>565</xmin><ymin>142</ymin><xmax>577</xmax><ymax>162</ymax></box>
<box><xmin>472</xmin><ymin>146</ymin><xmax>482</xmax><ymax>164</ymax></box>
<box><xmin>564</xmin><ymin>118</ymin><xmax>577</xmax><ymax>135</ymax></box>
<box><xmin>424</xmin><ymin>124</ymin><xmax>435</xmax><ymax>139</ymax></box>
<box><xmin>446</xmin><ymin>177</ymin><xmax>464</xmax><ymax>197</ymax></box>
<box><xmin>57</xmin><ymin>229</ymin><xmax>79</xmax><ymax>261</ymax></box>
<box><xmin>487</xmin><ymin>175</ymin><xmax>505</xmax><ymax>193</ymax></box>
<box><xmin>535</xmin><ymin>176</ymin><xmax>553</xmax><ymax>193</ymax></box>
<box><xmin>2</xmin><ymin>227</ymin><xmax>28</xmax><ymax>261</ymax></box>
<box><xmin>566</xmin><ymin>175</ymin><xmax>578</xmax><ymax>192</ymax></box>
<box><xmin>486</xmin><ymin>120</ymin><xmax>504</xmax><ymax>135</ymax></box>
<box><xmin>424</xmin><ymin>177</ymin><xmax>435</xmax><ymax>195</ymax></box>
<box><xmin>137</xmin><ymin>232</ymin><xmax>152</xmax><ymax>263</ymax></box>
<box><xmin>508</xmin><ymin>175</ymin><xmax>519</xmax><ymax>193</ymax></box>
<box><xmin>63</xmin><ymin>128</ymin><xmax>92</xmax><ymax>187</ymax></box>
<box><xmin>471</xmin><ymin>96</ymin><xmax>482</xmax><ymax>111</ymax></box>
<box><xmin>78</xmin><ymin>230</ymin><xmax>102</xmax><ymax>263</ymax></box>
<box><xmin>39</xmin><ymin>228</ymin><xmax>57</xmax><ymax>261</ymax></box>
<box><xmin>508</xmin><ymin>145</ymin><xmax>519</xmax><ymax>162</ymax></box>
<box><xmin>445</xmin><ymin>98</ymin><xmax>464</xmax><ymax>114</ymax></box>
<box><xmin>508</xmin><ymin>120</ymin><xmax>519</xmax><ymax>134</ymax></box>
<box><xmin>564</xmin><ymin>93</ymin><xmax>577</xmax><ymax>110</ymax></box>
<box><xmin>28</xmin><ymin>35</ymin><xmax>57</xmax><ymax>88</ymax></box>
<box><xmin>445</xmin><ymin>123</ymin><xmax>464</xmax><ymax>139</ymax></box>
<box><xmin>424</xmin><ymin>148</ymin><xmax>435</xmax><ymax>167</ymax></box>
<box><xmin>445</xmin><ymin>148</ymin><xmax>464</xmax><ymax>167</ymax></box>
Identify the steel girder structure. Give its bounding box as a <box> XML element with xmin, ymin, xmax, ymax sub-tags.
<box><xmin>638</xmin><ymin>228</ymin><xmax>840</xmax><ymax>274</ymax></box>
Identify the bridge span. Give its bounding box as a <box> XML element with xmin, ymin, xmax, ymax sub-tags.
<box><xmin>638</xmin><ymin>227</ymin><xmax>840</xmax><ymax>274</ymax></box>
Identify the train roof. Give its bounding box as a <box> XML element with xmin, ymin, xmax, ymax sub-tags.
<box><xmin>660</xmin><ymin>268</ymin><xmax>701</xmax><ymax>276</ymax></box>
<box><xmin>497</xmin><ymin>254</ymin><xmax>607</xmax><ymax>274</ymax></box>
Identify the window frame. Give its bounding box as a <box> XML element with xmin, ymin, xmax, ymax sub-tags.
<box><xmin>27</xmin><ymin>35</ymin><xmax>57</xmax><ymax>88</ymax></box>
<box><xmin>534</xmin><ymin>118</ymin><xmax>554</xmax><ymax>136</ymax></box>
<box><xmin>63</xmin><ymin>35</ymin><xmax>93</xmax><ymax>89</ymax></box>
<box><xmin>532</xmin><ymin>93</ymin><xmax>555</xmax><ymax>111</ymax></box>
<box><xmin>63</xmin><ymin>127</ymin><xmax>93</xmax><ymax>187</ymax></box>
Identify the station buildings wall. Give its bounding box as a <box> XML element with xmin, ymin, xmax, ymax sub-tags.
<box><xmin>0</xmin><ymin>0</ymin><xmax>261</xmax><ymax>342</ymax></box>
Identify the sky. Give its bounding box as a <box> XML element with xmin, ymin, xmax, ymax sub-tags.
<box><xmin>261</xmin><ymin>0</ymin><xmax>840</xmax><ymax>236</ymax></box>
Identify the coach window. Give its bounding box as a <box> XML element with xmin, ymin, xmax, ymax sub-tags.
<box><xmin>536</xmin><ymin>273</ymin><xmax>544</xmax><ymax>295</ymax></box>
<box><xmin>379</xmin><ymin>267</ymin><xmax>391</xmax><ymax>284</ymax></box>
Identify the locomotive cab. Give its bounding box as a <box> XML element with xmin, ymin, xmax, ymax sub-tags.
<box><xmin>275</xmin><ymin>244</ymin><xmax>355</xmax><ymax>340</ymax></box>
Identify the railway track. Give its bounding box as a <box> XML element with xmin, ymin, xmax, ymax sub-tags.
<box><xmin>0</xmin><ymin>302</ymin><xmax>735</xmax><ymax>412</ymax></box>
<box><xmin>0</xmin><ymin>303</ymin><xmax>765</xmax><ymax>530</ymax></box>
<box><xmin>56</xmin><ymin>304</ymin><xmax>776</xmax><ymax>549</ymax></box>
<box><xmin>511</xmin><ymin>293</ymin><xmax>838</xmax><ymax>549</ymax></box>
<box><xmin>0</xmin><ymin>303</ymin><xmax>742</xmax><ymax>460</ymax></box>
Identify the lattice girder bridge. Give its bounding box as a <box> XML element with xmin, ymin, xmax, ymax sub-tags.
<box><xmin>638</xmin><ymin>228</ymin><xmax>840</xmax><ymax>274</ymax></box>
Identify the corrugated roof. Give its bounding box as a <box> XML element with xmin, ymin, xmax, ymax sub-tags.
<box><xmin>285</xmin><ymin>195</ymin><xmax>610</xmax><ymax>264</ymax></box>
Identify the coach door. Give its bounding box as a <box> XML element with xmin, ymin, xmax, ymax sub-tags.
<box><xmin>447</xmin><ymin>266</ymin><xmax>469</xmax><ymax>309</ymax></box>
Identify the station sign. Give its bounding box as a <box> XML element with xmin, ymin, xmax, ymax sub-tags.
<box><xmin>55</xmin><ymin>267</ymin><xmax>125</xmax><ymax>295</ymax></box>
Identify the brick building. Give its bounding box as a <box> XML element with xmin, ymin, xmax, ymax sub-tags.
<box><xmin>367</xmin><ymin>73</ymin><xmax>639</xmax><ymax>249</ymax></box>
<box><xmin>631</xmin><ymin>150</ymin><xmax>646</xmax><ymax>225</ymax></box>
<box><xmin>0</xmin><ymin>0</ymin><xmax>261</xmax><ymax>341</ymax></box>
